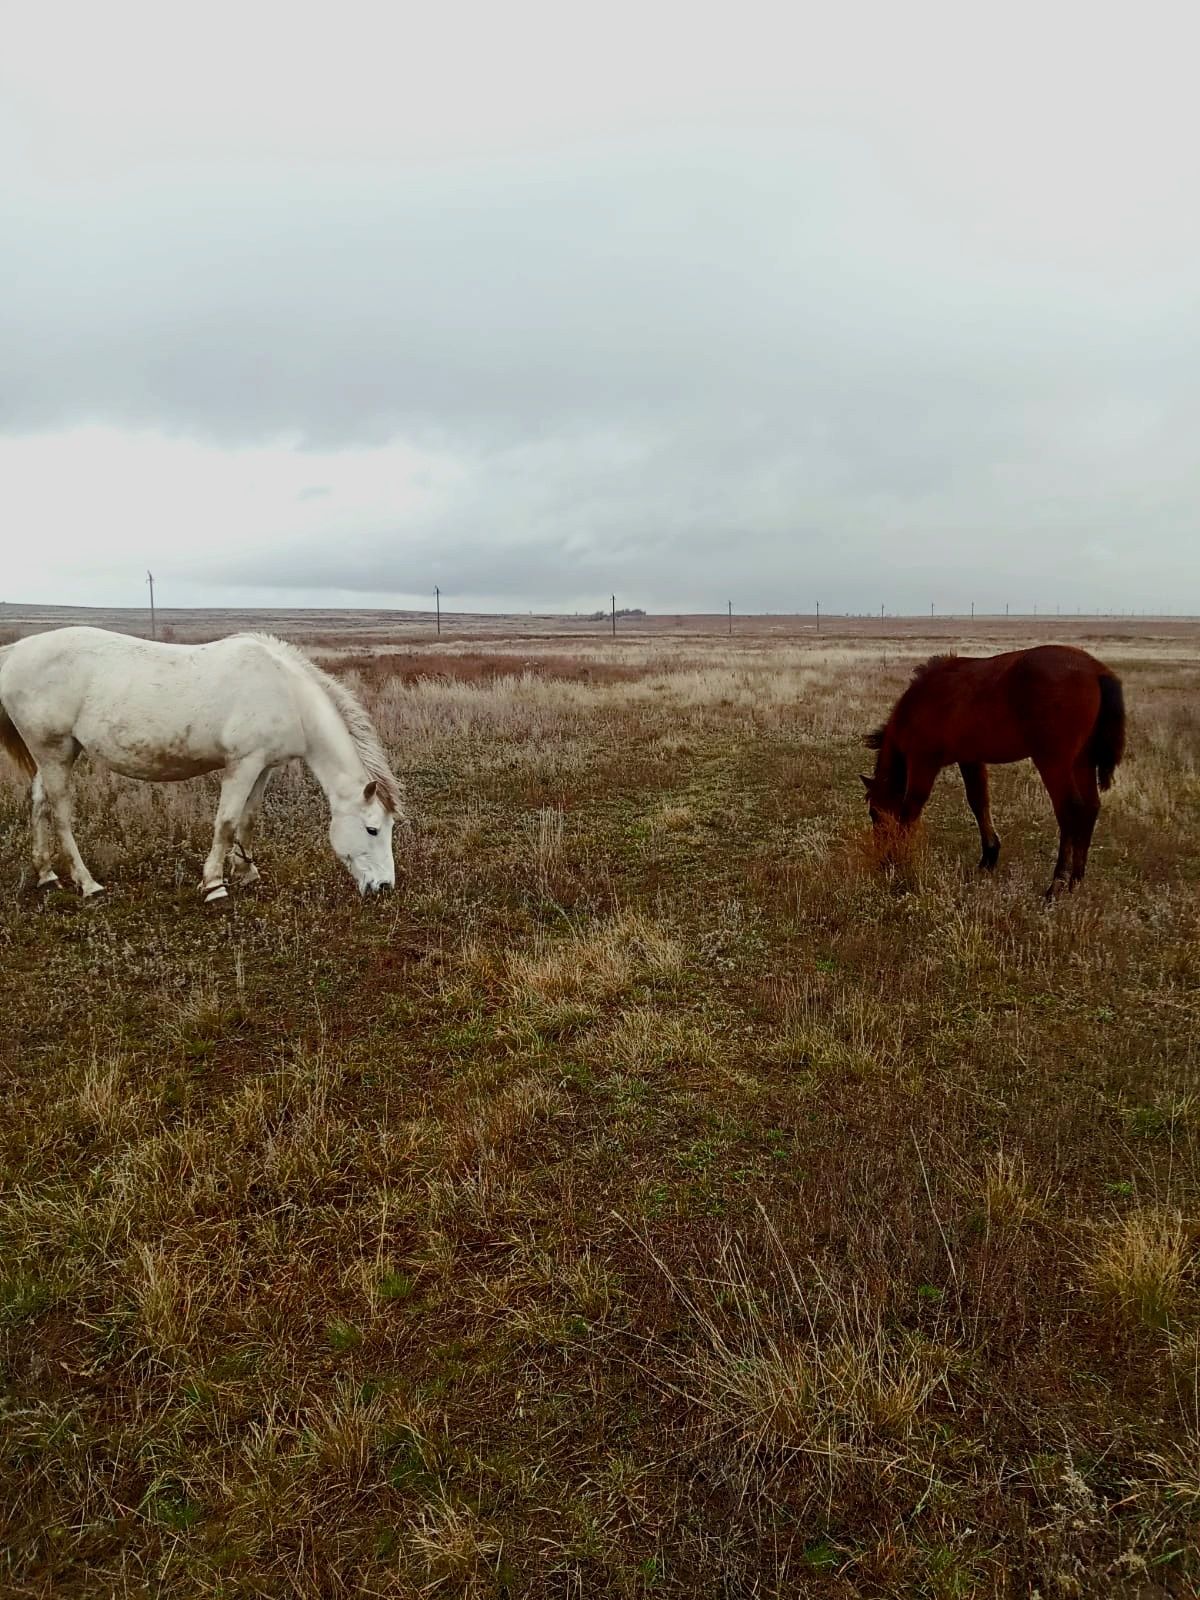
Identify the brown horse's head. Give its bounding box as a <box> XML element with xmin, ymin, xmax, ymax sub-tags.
<box><xmin>860</xmin><ymin>726</ymin><xmax>906</xmax><ymax>838</ymax></box>
<box><xmin>860</xmin><ymin>771</ymin><xmax>900</xmax><ymax>831</ymax></box>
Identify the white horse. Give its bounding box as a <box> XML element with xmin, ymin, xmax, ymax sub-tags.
<box><xmin>0</xmin><ymin>627</ymin><xmax>404</xmax><ymax>901</ymax></box>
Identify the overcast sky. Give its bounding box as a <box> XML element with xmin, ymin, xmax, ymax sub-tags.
<box><xmin>3</xmin><ymin>1</ymin><xmax>1198</xmax><ymax>614</ymax></box>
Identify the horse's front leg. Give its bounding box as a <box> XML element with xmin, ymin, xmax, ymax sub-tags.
<box><xmin>959</xmin><ymin>762</ymin><xmax>1001</xmax><ymax>871</ymax></box>
<box><xmin>37</xmin><ymin>746</ymin><xmax>104</xmax><ymax>898</ymax></box>
<box><xmin>898</xmin><ymin>761</ymin><xmax>939</xmax><ymax>830</ymax></box>
<box><xmin>201</xmin><ymin>759</ymin><xmax>266</xmax><ymax>903</ymax></box>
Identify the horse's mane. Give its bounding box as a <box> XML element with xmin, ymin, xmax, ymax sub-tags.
<box><xmin>909</xmin><ymin>652</ymin><xmax>958</xmax><ymax>684</ymax></box>
<box><xmin>244</xmin><ymin>635</ymin><xmax>403</xmax><ymax>813</ymax></box>
<box><xmin>862</xmin><ymin>654</ymin><xmax>959</xmax><ymax>751</ymax></box>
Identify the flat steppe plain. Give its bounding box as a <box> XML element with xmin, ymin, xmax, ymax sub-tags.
<box><xmin>2</xmin><ymin>612</ymin><xmax>1198</xmax><ymax>1597</ymax></box>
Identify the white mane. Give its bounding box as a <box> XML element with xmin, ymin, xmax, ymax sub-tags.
<box><xmin>245</xmin><ymin>634</ymin><xmax>402</xmax><ymax>813</ymax></box>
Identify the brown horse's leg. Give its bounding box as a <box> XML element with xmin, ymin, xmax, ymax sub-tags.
<box><xmin>899</xmin><ymin>760</ymin><xmax>939</xmax><ymax>828</ymax></box>
<box><xmin>959</xmin><ymin>762</ymin><xmax>1000</xmax><ymax>870</ymax></box>
<box><xmin>1069</xmin><ymin>759</ymin><xmax>1101</xmax><ymax>887</ymax></box>
<box><xmin>1034</xmin><ymin>759</ymin><xmax>1079</xmax><ymax>900</ymax></box>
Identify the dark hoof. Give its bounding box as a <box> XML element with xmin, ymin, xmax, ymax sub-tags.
<box><xmin>978</xmin><ymin>838</ymin><xmax>1001</xmax><ymax>872</ymax></box>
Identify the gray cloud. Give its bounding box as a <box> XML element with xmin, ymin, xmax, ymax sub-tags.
<box><xmin>4</xmin><ymin>122</ymin><xmax>1199</xmax><ymax>611</ymax></box>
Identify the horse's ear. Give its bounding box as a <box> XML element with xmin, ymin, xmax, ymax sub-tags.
<box><xmin>363</xmin><ymin>780</ymin><xmax>378</xmax><ymax>803</ymax></box>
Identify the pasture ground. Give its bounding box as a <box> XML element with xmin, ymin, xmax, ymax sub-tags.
<box><xmin>1</xmin><ymin>617</ymin><xmax>1198</xmax><ymax>1598</ymax></box>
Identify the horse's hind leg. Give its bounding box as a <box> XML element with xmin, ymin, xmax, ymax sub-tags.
<box><xmin>37</xmin><ymin>746</ymin><xmax>104</xmax><ymax>898</ymax></box>
<box><xmin>1034</xmin><ymin>758</ymin><xmax>1079</xmax><ymax>900</ymax></box>
<box><xmin>1068</xmin><ymin>760</ymin><xmax>1101</xmax><ymax>888</ymax></box>
<box><xmin>30</xmin><ymin>772</ymin><xmax>60</xmax><ymax>888</ymax></box>
<box><xmin>232</xmin><ymin>767</ymin><xmax>273</xmax><ymax>886</ymax></box>
<box><xmin>201</xmin><ymin>758</ymin><xmax>265</xmax><ymax>902</ymax></box>
<box><xmin>959</xmin><ymin>762</ymin><xmax>1000</xmax><ymax>870</ymax></box>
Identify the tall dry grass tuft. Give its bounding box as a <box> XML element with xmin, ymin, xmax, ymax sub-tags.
<box><xmin>639</xmin><ymin>1213</ymin><xmax>955</xmax><ymax>1509</ymax></box>
<box><xmin>1144</xmin><ymin>1330</ymin><xmax>1200</xmax><ymax>1517</ymax></box>
<box><xmin>409</xmin><ymin>1501</ymin><xmax>504</xmax><ymax>1594</ymax></box>
<box><xmin>526</xmin><ymin>804</ymin><xmax>565</xmax><ymax>878</ymax></box>
<box><xmin>980</xmin><ymin>1147</ymin><xmax>1050</xmax><ymax>1229</ymax></box>
<box><xmin>1083</xmin><ymin>1208</ymin><xmax>1192</xmax><ymax>1328</ymax></box>
<box><xmin>442</xmin><ymin>1072</ymin><xmax>567</xmax><ymax>1172</ymax></box>
<box><xmin>602</xmin><ymin>1007</ymin><xmax>719</xmax><ymax>1074</ymax></box>
<box><xmin>501</xmin><ymin>911</ymin><xmax>684</xmax><ymax>1003</ymax></box>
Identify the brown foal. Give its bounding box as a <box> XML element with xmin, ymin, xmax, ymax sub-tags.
<box><xmin>861</xmin><ymin>645</ymin><xmax>1125</xmax><ymax>897</ymax></box>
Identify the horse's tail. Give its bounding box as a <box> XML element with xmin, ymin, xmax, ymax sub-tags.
<box><xmin>1090</xmin><ymin>671</ymin><xmax>1126</xmax><ymax>792</ymax></box>
<box><xmin>0</xmin><ymin>648</ymin><xmax>37</xmax><ymax>779</ymax></box>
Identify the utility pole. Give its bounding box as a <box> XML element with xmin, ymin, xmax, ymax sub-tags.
<box><xmin>147</xmin><ymin>570</ymin><xmax>156</xmax><ymax>639</ymax></box>
<box><xmin>816</xmin><ymin>600</ymin><xmax>820</xmax><ymax>634</ymax></box>
<box><xmin>971</xmin><ymin>601</ymin><xmax>974</xmax><ymax>620</ymax></box>
<box><xmin>727</xmin><ymin>600</ymin><xmax>732</xmax><ymax>637</ymax></box>
<box><xmin>435</xmin><ymin>586</ymin><xmax>440</xmax><ymax>636</ymax></box>
<box><xmin>611</xmin><ymin>595</ymin><xmax>616</xmax><ymax>638</ymax></box>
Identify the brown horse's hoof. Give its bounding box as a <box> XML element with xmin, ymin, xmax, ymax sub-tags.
<box><xmin>979</xmin><ymin>838</ymin><xmax>1001</xmax><ymax>872</ymax></box>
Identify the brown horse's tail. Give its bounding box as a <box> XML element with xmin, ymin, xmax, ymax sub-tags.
<box><xmin>1090</xmin><ymin>672</ymin><xmax>1125</xmax><ymax>792</ymax></box>
<box><xmin>0</xmin><ymin>649</ymin><xmax>37</xmax><ymax>780</ymax></box>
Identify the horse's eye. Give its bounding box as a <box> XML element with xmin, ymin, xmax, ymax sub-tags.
<box><xmin>366</xmin><ymin>826</ymin><xmax>380</xmax><ymax>837</ymax></box>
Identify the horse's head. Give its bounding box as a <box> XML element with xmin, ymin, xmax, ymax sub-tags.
<box><xmin>860</xmin><ymin>726</ymin><xmax>905</xmax><ymax>840</ymax></box>
<box><xmin>329</xmin><ymin>779</ymin><xmax>397</xmax><ymax>894</ymax></box>
<box><xmin>859</xmin><ymin>771</ymin><xmax>899</xmax><ymax>832</ymax></box>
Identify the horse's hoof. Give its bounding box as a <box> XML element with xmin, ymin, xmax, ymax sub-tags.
<box><xmin>203</xmin><ymin>883</ymin><xmax>229</xmax><ymax>904</ymax></box>
<box><xmin>82</xmin><ymin>883</ymin><xmax>106</xmax><ymax>899</ymax></box>
<box><xmin>37</xmin><ymin>872</ymin><xmax>60</xmax><ymax>890</ymax></box>
<box><xmin>235</xmin><ymin>866</ymin><xmax>261</xmax><ymax>888</ymax></box>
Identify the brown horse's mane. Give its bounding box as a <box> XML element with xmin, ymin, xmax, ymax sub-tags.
<box><xmin>863</xmin><ymin>654</ymin><xmax>959</xmax><ymax>751</ymax></box>
<box><xmin>909</xmin><ymin>651</ymin><xmax>958</xmax><ymax>683</ymax></box>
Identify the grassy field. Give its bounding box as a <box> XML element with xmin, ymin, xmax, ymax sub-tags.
<box><xmin>1</xmin><ymin>622</ymin><xmax>1198</xmax><ymax>1597</ymax></box>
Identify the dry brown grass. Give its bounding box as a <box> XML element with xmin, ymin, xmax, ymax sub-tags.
<box><xmin>2</xmin><ymin>621</ymin><xmax>1200</xmax><ymax>1597</ymax></box>
<box><xmin>498</xmin><ymin>911</ymin><xmax>685</xmax><ymax>1004</ymax></box>
<box><xmin>1083</xmin><ymin>1208</ymin><xmax>1193</xmax><ymax>1329</ymax></box>
<box><xmin>646</xmin><ymin>1220</ymin><xmax>956</xmax><ymax>1505</ymax></box>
